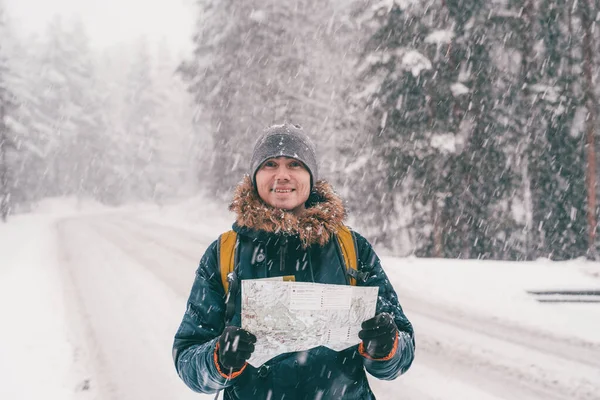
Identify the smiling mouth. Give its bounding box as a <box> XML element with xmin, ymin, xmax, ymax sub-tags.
<box><xmin>272</xmin><ymin>189</ymin><xmax>295</xmax><ymax>193</ymax></box>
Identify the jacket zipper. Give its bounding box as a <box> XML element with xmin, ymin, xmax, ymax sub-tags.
<box><xmin>279</xmin><ymin>238</ymin><xmax>287</xmax><ymax>273</ymax></box>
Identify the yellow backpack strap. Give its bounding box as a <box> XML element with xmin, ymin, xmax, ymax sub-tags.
<box><xmin>336</xmin><ymin>225</ymin><xmax>359</xmax><ymax>286</ymax></box>
<box><xmin>219</xmin><ymin>230</ymin><xmax>237</xmax><ymax>293</ymax></box>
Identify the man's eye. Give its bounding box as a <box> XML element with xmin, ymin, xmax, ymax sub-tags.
<box><xmin>264</xmin><ymin>161</ymin><xmax>277</xmax><ymax>168</ymax></box>
<box><xmin>289</xmin><ymin>162</ymin><xmax>301</xmax><ymax>168</ymax></box>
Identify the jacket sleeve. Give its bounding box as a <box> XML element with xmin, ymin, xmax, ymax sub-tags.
<box><xmin>172</xmin><ymin>240</ymin><xmax>239</xmax><ymax>393</ymax></box>
<box><xmin>353</xmin><ymin>232</ymin><xmax>415</xmax><ymax>380</ymax></box>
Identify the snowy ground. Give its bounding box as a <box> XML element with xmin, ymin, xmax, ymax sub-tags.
<box><xmin>1</xmin><ymin>196</ymin><xmax>600</xmax><ymax>400</ymax></box>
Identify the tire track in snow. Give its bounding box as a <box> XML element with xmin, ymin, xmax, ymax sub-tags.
<box><xmin>56</xmin><ymin>218</ymin><xmax>121</xmax><ymax>400</ymax></box>
<box><xmin>402</xmin><ymin>292</ymin><xmax>600</xmax><ymax>369</ymax></box>
<box><xmin>86</xmin><ymin>218</ymin><xmax>205</xmax><ymax>299</ymax></box>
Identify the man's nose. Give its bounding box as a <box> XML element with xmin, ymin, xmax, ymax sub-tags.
<box><xmin>275</xmin><ymin>167</ymin><xmax>291</xmax><ymax>180</ymax></box>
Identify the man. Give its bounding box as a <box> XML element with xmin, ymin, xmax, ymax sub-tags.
<box><xmin>173</xmin><ymin>123</ymin><xmax>415</xmax><ymax>399</ymax></box>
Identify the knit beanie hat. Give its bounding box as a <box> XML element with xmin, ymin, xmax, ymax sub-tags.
<box><xmin>250</xmin><ymin>123</ymin><xmax>319</xmax><ymax>188</ymax></box>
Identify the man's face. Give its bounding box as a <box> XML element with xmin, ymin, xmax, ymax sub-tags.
<box><xmin>255</xmin><ymin>157</ymin><xmax>311</xmax><ymax>215</ymax></box>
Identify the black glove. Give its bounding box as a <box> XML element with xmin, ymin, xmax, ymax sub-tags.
<box><xmin>358</xmin><ymin>312</ymin><xmax>398</xmax><ymax>359</ymax></box>
<box><xmin>217</xmin><ymin>326</ymin><xmax>257</xmax><ymax>371</ymax></box>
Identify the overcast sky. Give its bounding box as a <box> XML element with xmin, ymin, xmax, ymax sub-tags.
<box><xmin>3</xmin><ymin>0</ymin><xmax>196</xmax><ymax>53</ymax></box>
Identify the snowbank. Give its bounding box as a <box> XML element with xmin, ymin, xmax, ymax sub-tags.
<box><xmin>0</xmin><ymin>215</ymin><xmax>75</xmax><ymax>400</ymax></box>
<box><xmin>384</xmin><ymin>256</ymin><xmax>600</xmax><ymax>344</ymax></box>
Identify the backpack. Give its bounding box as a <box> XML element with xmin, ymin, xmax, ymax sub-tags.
<box><xmin>218</xmin><ymin>226</ymin><xmax>365</xmax><ymax>293</ymax></box>
<box><xmin>218</xmin><ymin>226</ymin><xmax>372</xmax><ymax>324</ymax></box>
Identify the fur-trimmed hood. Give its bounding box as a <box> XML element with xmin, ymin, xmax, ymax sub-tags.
<box><xmin>229</xmin><ymin>175</ymin><xmax>347</xmax><ymax>248</ymax></box>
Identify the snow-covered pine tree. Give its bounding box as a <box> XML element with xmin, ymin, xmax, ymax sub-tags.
<box><xmin>95</xmin><ymin>44</ymin><xmax>133</xmax><ymax>204</ymax></box>
<box><xmin>0</xmin><ymin>24</ymin><xmax>46</xmax><ymax>208</ymax></box>
<box><xmin>25</xmin><ymin>17</ymin><xmax>110</xmax><ymax>203</ymax></box>
<box><xmin>153</xmin><ymin>39</ymin><xmax>198</xmax><ymax>201</ymax></box>
<box><xmin>439</xmin><ymin>0</ymin><xmax>518</xmax><ymax>259</ymax></box>
<box><xmin>351</xmin><ymin>1</ymin><xmax>511</xmax><ymax>256</ymax></box>
<box><xmin>578</xmin><ymin>0</ymin><xmax>599</xmax><ymax>257</ymax></box>
<box><xmin>289</xmin><ymin>1</ymin><xmax>361</xmax><ymax>177</ymax></box>
<box><xmin>178</xmin><ymin>0</ymin><xmax>234</xmax><ymax>193</ymax></box>
<box><xmin>0</xmin><ymin>2</ymin><xmax>15</xmax><ymax>221</ymax></box>
<box><xmin>516</xmin><ymin>0</ymin><xmax>588</xmax><ymax>260</ymax></box>
<box><xmin>349</xmin><ymin>1</ymin><xmax>443</xmax><ymax>251</ymax></box>
<box><xmin>325</xmin><ymin>1</ymin><xmax>382</xmax><ymax>195</ymax></box>
<box><xmin>32</xmin><ymin>17</ymin><xmax>86</xmax><ymax>197</ymax></box>
<box><xmin>474</xmin><ymin>1</ymin><xmax>539</xmax><ymax>259</ymax></box>
<box><xmin>66</xmin><ymin>21</ymin><xmax>110</xmax><ymax>203</ymax></box>
<box><xmin>37</xmin><ymin>18</ymin><xmax>71</xmax><ymax>196</ymax></box>
<box><xmin>351</xmin><ymin>0</ymin><xmax>531</xmax><ymax>259</ymax></box>
<box><xmin>181</xmin><ymin>0</ymin><xmax>342</xmax><ymax>193</ymax></box>
<box><xmin>124</xmin><ymin>38</ymin><xmax>160</xmax><ymax>201</ymax></box>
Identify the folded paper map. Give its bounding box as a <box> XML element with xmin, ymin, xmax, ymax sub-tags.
<box><xmin>241</xmin><ymin>279</ymin><xmax>378</xmax><ymax>366</ymax></box>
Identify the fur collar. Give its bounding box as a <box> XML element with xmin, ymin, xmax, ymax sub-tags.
<box><xmin>229</xmin><ymin>176</ymin><xmax>347</xmax><ymax>248</ymax></box>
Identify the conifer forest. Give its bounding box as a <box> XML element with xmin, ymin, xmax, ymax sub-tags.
<box><xmin>1</xmin><ymin>0</ymin><xmax>600</xmax><ymax>261</ymax></box>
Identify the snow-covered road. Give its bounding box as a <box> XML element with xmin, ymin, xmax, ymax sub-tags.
<box><xmin>56</xmin><ymin>215</ymin><xmax>204</xmax><ymax>400</ymax></box>
<box><xmin>51</xmin><ymin>213</ymin><xmax>600</xmax><ymax>400</ymax></box>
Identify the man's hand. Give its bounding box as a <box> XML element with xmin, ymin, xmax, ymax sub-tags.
<box><xmin>358</xmin><ymin>312</ymin><xmax>397</xmax><ymax>359</ymax></box>
<box><xmin>217</xmin><ymin>326</ymin><xmax>257</xmax><ymax>371</ymax></box>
